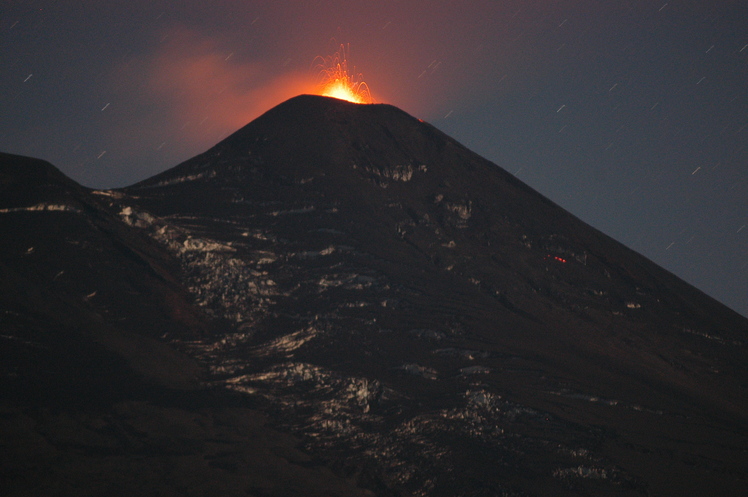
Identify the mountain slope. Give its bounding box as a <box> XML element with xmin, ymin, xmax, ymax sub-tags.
<box><xmin>2</xmin><ymin>96</ymin><xmax>747</xmax><ymax>495</ymax></box>
<box><xmin>123</xmin><ymin>95</ymin><xmax>748</xmax><ymax>495</ymax></box>
<box><xmin>0</xmin><ymin>152</ymin><xmax>377</xmax><ymax>497</ymax></box>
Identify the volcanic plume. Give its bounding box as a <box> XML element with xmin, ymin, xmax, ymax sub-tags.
<box><xmin>1</xmin><ymin>95</ymin><xmax>747</xmax><ymax>496</ymax></box>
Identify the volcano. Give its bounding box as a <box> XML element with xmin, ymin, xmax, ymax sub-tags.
<box><xmin>2</xmin><ymin>95</ymin><xmax>747</xmax><ymax>496</ymax></box>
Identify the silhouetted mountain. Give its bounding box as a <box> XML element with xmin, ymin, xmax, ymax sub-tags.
<box><xmin>2</xmin><ymin>96</ymin><xmax>747</xmax><ymax>496</ymax></box>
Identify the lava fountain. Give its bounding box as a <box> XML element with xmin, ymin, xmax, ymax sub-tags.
<box><xmin>315</xmin><ymin>45</ymin><xmax>373</xmax><ymax>104</ymax></box>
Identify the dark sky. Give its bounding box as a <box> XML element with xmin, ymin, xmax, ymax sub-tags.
<box><xmin>2</xmin><ymin>1</ymin><xmax>746</xmax><ymax>317</ymax></box>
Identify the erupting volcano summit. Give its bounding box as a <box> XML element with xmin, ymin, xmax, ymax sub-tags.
<box><xmin>315</xmin><ymin>45</ymin><xmax>373</xmax><ymax>104</ymax></box>
<box><xmin>2</xmin><ymin>95</ymin><xmax>747</xmax><ymax>496</ymax></box>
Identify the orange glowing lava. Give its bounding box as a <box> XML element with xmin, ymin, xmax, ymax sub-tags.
<box><xmin>315</xmin><ymin>45</ymin><xmax>373</xmax><ymax>104</ymax></box>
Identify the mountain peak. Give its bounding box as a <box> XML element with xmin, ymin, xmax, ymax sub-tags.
<box><xmin>129</xmin><ymin>94</ymin><xmax>536</xmax><ymax>212</ymax></box>
<box><xmin>3</xmin><ymin>94</ymin><xmax>748</xmax><ymax>495</ymax></box>
<box><xmin>132</xmin><ymin>94</ymin><xmax>447</xmax><ymax>189</ymax></box>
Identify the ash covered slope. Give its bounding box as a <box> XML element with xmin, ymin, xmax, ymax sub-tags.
<box><xmin>119</xmin><ymin>95</ymin><xmax>748</xmax><ymax>495</ymax></box>
<box><xmin>0</xmin><ymin>152</ymin><xmax>203</xmax><ymax>397</ymax></box>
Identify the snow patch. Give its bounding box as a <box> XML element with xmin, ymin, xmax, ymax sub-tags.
<box><xmin>144</xmin><ymin>170</ymin><xmax>217</xmax><ymax>187</ymax></box>
<box><xmin>317</xmin><ymin>273</ymin><xmax>378</xmax><ymax>291</ymax></box>
<box><xmin>433</xmin><ymin>348</ymin><xmax>488</xmax><ymax>360</ymax></box>
<box><xmin>399</xmin><ymin>363</ymin><xmax>438</xmax><ymax>380</ymax></box>
<box><xmin>0</xmin><ymin>203</ymin><xmax>81</xmax><ymax>214</ymax></box>
<box><xmin>459</xmin><ymin>365</ymin><xmax>492</xmax><ymax>376</ymax></box>
<box><xmin>119</xmin><ymin>205</ymin><xmax>279</xmax><ymax>326</ymax></box>
<box><xmin>267</xmin><ymin>206</ymin><xmax>315</xmax><ymax>216</ymax></box>
<box><xmin>120</xmin><ymin>206</ymin><xmax>155</xmax><ymax>228</ymax></box>
<box><xmin>252</xmin><ymin>250</ymin><xmax>278</xmax><ymax>265</ymax></box>
<box><xmin>254</xmin><ymin>326</ymin><xmax>320</xmax><ymax>356</ymax></box>
<box><xmin>235</xmin><ymin>362</ymin><xmax>330</xmax><ymax>387</ymax></box>
<box><xmin>295</xmin><ymin>245</ymin><xmax>336</xmax><ymax>259</ymax></box>
<box><xmin>553</xmin><ymin>466</ymin><xmax>619</xmax><ymax>480</ymax></box>
<box><xmin>446</xmin><ymin>202</ymin><xmax>472</xmax><ymax>220</ymax></box>
<box><xmin>182</xmin><ymin>237</ymin><xmax>235</xmax><ymax>253</ymax></box>
<box><xmin>91</xmin><ymin>190</ymin><xmax>124</xmax><ymax>198</ymax></box>
<box><xmin>365</xmin><ymin>164</ymin><xmax>418</xmax><ymax>182</ymax></box>
<box><xmin>680</xmin><ymin>327</ymin><xmax>742</xmax><ymax>346</ymax></box>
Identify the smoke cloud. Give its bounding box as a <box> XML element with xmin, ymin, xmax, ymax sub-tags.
<box><xmin>107</xmin><ymin>26</ymin><xmax>313</xmax><ymax>180</ymax></box>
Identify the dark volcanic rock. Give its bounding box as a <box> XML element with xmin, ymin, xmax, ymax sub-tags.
<box><xmin>2</xmin><ymin>96</ymin><xmax>747</xmax><ymax>496</ymax></box>
<box><xmin>0</xmin><ymin>151</ymin><xmax>374</xmax><ymax>497</ymax></box>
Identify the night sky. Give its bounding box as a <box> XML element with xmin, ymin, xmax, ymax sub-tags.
<box><xmin>2</xmin><ymin>1</ymin><xmax>746</xmax><ymax>317</ymax></box>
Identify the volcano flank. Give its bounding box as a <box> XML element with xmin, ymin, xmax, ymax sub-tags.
<box><xmin>2</xmin><ymin>95</ymin><xmax>747</xmax><ymax>496</ymax></box>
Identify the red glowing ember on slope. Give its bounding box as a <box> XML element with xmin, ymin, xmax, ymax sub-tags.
<box><xmin>314</xmin><ymin>45</ymin><xmax>373</xmax><ymax>104</ymax></box>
